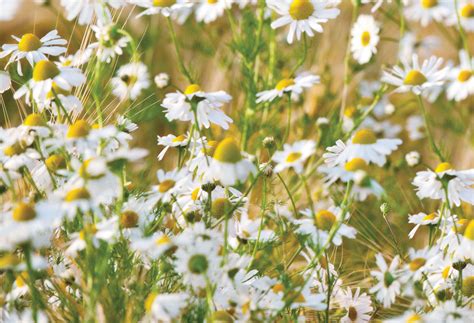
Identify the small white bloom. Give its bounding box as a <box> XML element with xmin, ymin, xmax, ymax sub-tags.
<box><xmin>272</xmin><ymin>140</ymin><xmax>315</xmax><ymax>173</ymax></box>
<box><xmin>256</xmin><ymin>72</ymin><xmax>320</xmax><ymax>103</ymax></box>
<box><xmin>154</xmin><ymin>72</ymin><xmax>170</xmax><ymax>88</ymax></box>
<box><xmin>111</xmin><ymin>62</ymin><xmax>150</xmax><ymax>101</ymax></box>
<box><xmin>405</xmin><ymin>151</ymin><xmax>421</xmax><ymax>167</ymax></box>
<box><xmin>350</xmin><ymin>15</ymin><xmax>380</xmax><ymax>64</ymax></box>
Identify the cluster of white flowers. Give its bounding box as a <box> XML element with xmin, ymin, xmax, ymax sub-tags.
<box><xmin>0</xmin><ymin>0</ymin><xmax>473</xmax><ymax>322</ymax></box>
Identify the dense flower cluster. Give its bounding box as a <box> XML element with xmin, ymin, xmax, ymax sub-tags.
<box><xmin>0</xmin><ymin>0</ymin><xmax>473</xmax><ymax>322</ymax></box>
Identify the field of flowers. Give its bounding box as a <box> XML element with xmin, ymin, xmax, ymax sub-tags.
<box><xmin>0</xmin><ymin>0</ymin><xmax>473</xmax><ymax>322</ymax></box>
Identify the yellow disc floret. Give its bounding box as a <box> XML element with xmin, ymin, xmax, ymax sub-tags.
<box><xmin>120</xmin><ymin>210</ymin><xmax>139</xmax><ymax>228</ymax></box>
<box><xmin>404</xmin><ymin>70</ymin><xmax>427</xmax><ymax>86</ymax></box>
<box><xmin>12</xmin><ymin>202</ymin><xmax>36</xmax><ymax>222</ymax></box>
<box><xmin>18</xmin><ymin>33</ymin><xmax>42</xmax><ymax>52</ymax></box>
<box><xmin>211</xmin><ymin>198</ymin><xmax>232</xmax><ymax>218</ymax></box>
<box><xmin>315</xmin><ymin>209</ymin><xmax>336</xmax><ymax>231</ymax></box>
<box><xmin>158</xmin><ymin>179</ymin><xmax>175</xmax><ymax>193</ymax></box>
<box><xmin>65</xmin><ymin>187</ymin><xmax>91</xmax><ymax>202</ymax></box>
<box><xmin>352</xmin><ymin>129</ymin><xmax>377</xmax><ymax>145</ymax></box>
<box><xmin>361</xmin><ymin>31</ymin><xmax>371</xmax><ymax>46</ymax></box>
<box><xmin>464</xmin><ymin>220</ymin><xmax>474</xmax><ymax>240</ymax></box>
<box><xmin>213</xmin><ymin>138</ymin><xmax>242</xmax><ymax>163</ymax></box>
<box><xmin>409</xmin><ymin>258</ymin><xmax>426</xmax><ymax>271</ymax></box>
<box><xmin>184</xmin><ymin>84</ymin><xmax>201</xmax><ymax>95</ymax></box>
<box><xmin>289</xmin><ymin>0</ymin><xmax>314</xmax><ymax>20</ymax></box>
<box><xmin>67</xmin><ymin>120</ymin><xmax>91</xmax><ymax>138</ymax></box>
<box><xmin>462</xmin><ymin>276</ymin><xmax>474</xmax><ymax>297</ymax></box>
<box><xmin>457</xmin><ymin>70</ymin><xmax>472</xmax><ymax>82</ymax></box>
<box><xmin>145</xmin><ymin>292</ymin><xmax>157</xmax><ymax>313</ymax></box>
<box><xmin>461</xmin><ymin>4</ymin><xmax>474</xmax><ymax>18</ymax></box>
<box><xmin>45</xmin><ymin>154</ymin><xmax>66</xmax><ymax>171</ymax></box>
<box><xmin>24</xmin><ymin>113</ymin><xmax>47</xmax><ymax>127</ymax></box>
<box><xmin>153</xmin><ymin>0</ymin><xmax>176</xmax><ymax>6</ymax></box>
<box><xmin>344</xmin><ymin>158</ymin><xmax>368</xmax><ymax>172</ymax></box>
<box><xmin>435</xmin><ymin>162</ymin><xmax>453</xmax><ymax>173</ymax></box>
<box><xmin>422</xmin><ymin>213</ymin><xmax>437</xmax><ymax>221</ymax></box>
<box><xmin>33</xmin><ymin>60</ymin><xmax>60</xmax><ymax>81</ymax></box>
<box><xmin>421</xmin><ymin>0</ymin><xmax>438</xmax><ymax>9</ymax></box>
<box><xmin>286</xmin><ymin>152</ymin><xmax>302</xmax><ymax>163</ymax></box>
<box><xmin>275</xmin><ymin>78</ymin><xmax>295</xmax><ymax>91</ymax></box>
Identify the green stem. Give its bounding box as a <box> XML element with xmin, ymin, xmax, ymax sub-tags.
<box><xmin>166</xmin><ymin>17</ymin><xmax>194</xmax><ymax>83</ymax></box>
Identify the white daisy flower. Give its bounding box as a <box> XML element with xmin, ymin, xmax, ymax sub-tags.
<box><xmin>338</xmin><ymin>287</ymin><xmax>373</xmax><ymax>323</ymax></box>
<box><xmin>0</xmin><ymin>0</ymin><xmax>21</xmax><ymax>21</ymax></box>
<box><xmin>0</xmin><ymin>30</ymin><xmax>67</xmax><ymax>75</ymax></box>
<box><xmin>111</xmin><ymin>62</ymin><xmax>151</xmax><ymax>101</ymax></box>
<box><xmin>369</xmin><ymin>253</ymin><xmax>402</xmax><ymax>308</ymax></box>
<box><xmin>88</xmin><ymin>22</ymin><xmax>130</xmax><ymax>63</ymax></box>
<box><xmin>131</xmin><ymin>0</ymin><xmax>193</xmax><ymax>23</ymax></box>
<box><xmin>350</xmin><ymin>14</ymin><xmax>380</xmax><ymax>65</ymax></box>
<box><xmin>157</xmin><ymin>133</ymin><xmax>189</xmax><ymax>160</ymax></box>
<box><xmin>406</xmin><ymin>115</ymin><xmax>425</xmax><ymax>141</ymax></box>
<box><xmin>412</xmin><ymin>162</ymin><xmax>474</xmax><ymax>207</ymax></box>
<box><xmin>60</xmin><ymin>0</ymin><xmax>126</xmax><ymax>25</ymax></box>
<box><xmin>256</xmin><ymin>72</ymin><xmax>320</xmax><ymax>103</ymax></box>
<box><xmin>131</xmin><ymin>232</ymin><xmax>173</xmax><ymax>260</ymax></box>
<box><xmin>382</xmin><ymin>54</ymin><xmax>448</xmax><ymax>98</ymax></box>
<box><xmin>446</xmin><ymin>50</ymin><xmax>474</xmax><ymax>102</ymax></box>
<box><xmin>271</xmin><ymin>139</ymin><xmax>315</xmax><ymax>173</ymax></box>
<box><xmin>0</xmin><ymin>70</ymin><xmax>11</xmax><ymax>93</ymax></box>
<box><xmin>161</xmin><ymin>84</ymin><xmax>233</xmax><ymax>129</ymax></box>
<box><xmin>145</xmin><ymin>292</ymin><xmax>189</xmax><ymax>321</ymax></box>
<box><xmin>405</xmin><ymin>151</ymin><xmax>421</xmax><ymax>167</ymax></box>
<box><xmin>408</xmin><ymin>212</ymin><xmax>440</xmax><ymax>239</ymax></box>
<box><xmin>403</xmin><ymin>247</ymin><xmax>439</xmax><ymax>281</ymax></box>
<box><xmin>424</xmin><ymin>300</ymin><xmax>474</xmax><ymax>321</ymax></box>
<box><xmin>324</xmin><ymin>129</ymin><xmax>402</xmax><ymax>167</ymax></box>
<box><xmin>404</xmin><ymin>0</ymin><xmax>451</xmax><ymax>27</ymax></box>
<box><xmin>267</xmin><ymin>0</ymin><xmax>340</xmax><ymax>44</ymax></box>
<box><xmin>195</xmin><ymin>0</ymin><xmax>231</xmax><ymax>24</ymax></box>
<box><xmin>154</xmin><ymin>72</ymin><xmax>170</xmax><ymax>88</ymax></box>
<box><xmin>446</xmin><ymin>0</ymin><xmax>474</xmax><ymax>32</ymax></box>
<box><xmin>209</xmin><ymin>138</ymin><xmax>257</xmax><ymax>186</ymax></box>
<box><xmin>66</xmin><ymin>219</ymin><xmax>118</xmax><ymax>257</ymax></box>
<box><xmin>14</xmin><ymin>59</ymin><xmax>86</xmax><ymax>104</ymax></box>
<box><xmin>153</xmin><ymin>168</ymin><xmax>190</xmax><ymax>203</ymax></box>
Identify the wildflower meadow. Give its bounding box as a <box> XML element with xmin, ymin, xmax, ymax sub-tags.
<box><xmin>0</xmin><ymin>0</ymin><xmax>473</xmax><ymax>322</ymax></box>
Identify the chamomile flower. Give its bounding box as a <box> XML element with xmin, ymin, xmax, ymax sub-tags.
<box><xmin>154</xmin><ymin>72</ymin><xmax>170</xmax><ymax>88</ymax></box>
<box><xmin>446</xmin><ymin>50</ymin><xmax>474</xmax><ymax>101</ymax></box>
<box><xmin>157</xmin><ymin>133</ymin><xmax>188</xmax><ymax>160</ymax></box>
<box><xmin>195</xmin><ymin>0</ymin><xmax>231</xmax><ymax>24</ymax></box>
<box><xmin>131</xmin><ymin>232</ymin><xmax>173</xmax><ymax>260</ymax></box>
<box><xmin>161</xmin><ymin>84</ymin><xmax>233</xmax><ymax>130</ymax></box>
<box><xmin>338</xmin><ymin>287</ymin><xmax>373</xmax><ymax>323</ymax></box>
<box><xmin>14</xmin><ymin>59</ymin><xmax>86</xmax><ymax>104</ymax></box>
<box><xmin>408</xmin><ymin>212</ymin><xmax>440</xmax><ymax>239</ymax></box>
<box><xmin>209</xmin><ymin>138</ymin><xmax>257</xmax><ymax>186</ymax></box>
<box><xmin>131</xmin><ymin>0</ymin><xmax>193</xmax><ymax>23</ymax></box>
<box><xmin>272</xmin><ymin>140</ymin><xmax>315</xmax><ymax>173</ymax></box>
<box><xmin>404</xmin><ymin>0</ymin><xmax>451</xmax><ymax>27</ymax></box>
<box><xmin>412</xmin><ymin>162</ymin><xmax>474</xmax><ymax>206</ymax></box>
<box><xmin>153</xmin><ymin>168</ymin><xmax>190</xmax><ymax>203</ymax></box>
<box><xmin>446</xmin><ymin>0</ymin><xmax>474</xmax><ymax>32</ymax></box>
<box><xmin>0</xmin><ymin>30</ymin><xmax>67</xmax><ymax>75</ymax></box>
<box><xmin>256</xmin><ymin>72</ymin><xmax>320</xmax><ymax>103</ymax></box>
<box><xmin>370</xmin><ymin>254</ymin><xmax>402</xmax><ymax>308</ymax></box>
<box><xmin>111</xmin><ymin>62</ymin><xmax>151</xmax><ymax>101</ymax></box>
<box><xmin>60</xmin><ymin>0</ymin><xmax>126</xmax><ymax>25</ymax></box>
<box><xmin>267</xmin><ymin>0</ymin><xmax>340</xmax><ymax>44</ymax></box>
<box><xmin>66</xmin><ymin>219</ymin><xmax>118</xmax><ymax>256</ymax></box>
<box><xmin>382</xmin><ymin>54</ymin><xmax>448</xmax><ymax>97</ymax></box>
<box><xmin>350</xmin><ymin>15</ymin><xmax>380</xmax><ymax>65</ymax></box>
<box><xmin>404</xmin><ymin>247</ymin><xmax>439</xmax><ymax>281</ymax></box>
<box><xmin>145</xmin><ymin>292</ymin><xmax>189</xmax><ymax>321</ymax></box>
<box><xmin>88</xmin><ymin>22</ymin><xmax>130</xmax><ymax>63</ymax></box>
<box><xmin>324</xmin><ymin>129</ymin><xmax>402</xmax><ymax>167</ymax></box>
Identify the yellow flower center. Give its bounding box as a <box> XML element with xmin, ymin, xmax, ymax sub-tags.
<box><xmin>0</xmin><ymin>254</ymin><xmax>20</xmax><ymax>269</ymax></box>
<box><xmin>15</xmin><ymin>272</ymin><xmax>29</xmax><ymax>288</ymax></box>
<box><xmin>275</xmin><ymin>78</ymin><xmax>295</xmax><ymax>91</ymax></box>
<box><xmin>289</xmin><ymin>0</ymin><xmax>314</xmax><ymax>20</ymax></box>
<box><xmin>145</xmin><ymin>292</ymin><xmax>157</xmax><ymax>313</ymax></box>
<box><xmin>315</xmin><ymin>209</ymin><xmax>336</xmax><ymax>231</ymax></box>
<box><xmin>202</xmin><ymin>140</ymin><xmax>218</xmax><ymax>156</ymax></box>
<box><xmin>361</xmin><ymin>31</ymin><xmax>371</xmax><ymax>46</ymax></box>
<box><xmin>79</xmin><ymin>224</ymin><xmax>97</xmax><ymax>240</ymax></box>
<box><xmin>462</xmin><ymin>276</ymin><xmax>474</xmax><ymax>297</ymax></box>
<box><xmin>158</xmin><ymin>179</ymin><xmax>176</xmax><ymax>193</ymax></box>
<box><xmin>406</xmin><ymin>314</ymin><xmax>422</xmax><ymax>323</ymax></box>
<box><xmin>441</xmin><ymin>265</ymin><xmax>451</xmax><ymax>279</ymax></box>
<box><xmin>211</xmin><ymin>198</ymin><xmax>232</xmax><ymax>218</ymax></box>
<box><xmin>409</xmin><ymin>258</ymin><xmax>426</xmax><ymax>271</ymax></box>
<box><xmin>213</xmin><ymin>138</ymin><xmax>242</xmax><ymax>163</ymax></box>
<box><xmin>348</xmin><ymin>306</ymin><xmax>358</xmax><ymax>321</ymax></box>
<box><xmin>457</xmin><ymin>69</ymin><xmax>472</xmax><ymax>82</ymax></box>
<box><xmin>65</xmin><ymin>187</ymin><xmax>91</xmax><ymax>202</ymax></box>
<box><xmin>3</xmin><ymin>142</ymin><xmax>26</xmax><ymax>157</ymax></box>
<box><xmin>454</xmin><ymin>219</ymin><xmax>469</xmax><ymax>235</ymax></box>
<box><xmin>422</xmin><ymin>213</ymin><xmax>437</xmax><ymax>221</ymax></box>
<box><xmin>18</xmin><ymin>33</ymin><xmax>42</xmax><ymax>52</ymax></box>
<box><xmin>208</xmin><ymin>0</ymin><xmax>218</xmax><ymax>3</ymax></box>
<box><xmin>172</xmin><ymin>134</ymin><xmax>186</xmax><ymax>143</ymax></box>
<box><xmin>67</xmin><ymin>120</ymin><xmax>91</xmax><ymax>138</ymax></box>
<box><xmin>464</xmin><ymin>220</ymin><xmax>474</xmax><ymax>240</ymax></box>
<box><xmin>47</xmin><ymin>82</ymin><xmax>70</xmax><ymax>99</ymax></box>
<box><xmin>344</xmin><ymin>158</ymin><xmax>368</xmax><ymax>172</ymax></box>
<box><xmin>45</xmin><ymin>154</ymin><xmax>66</xmax><ymax>171</ymax></box>
<box><xmin>404</xmin><ymin>70</ymin><xmax>427</xmax><ymax>86</ymax></box>
<box><xmin>461</xmin><ymin>4</ymin><xmax>474</xmax><ymax>18</ymax></box>
<box><xmin>33</xmin><ymin>60</ymin><xmax>60</xmax><ymax>81</ymax></box>
<box><xmin>435</xmin><ymin>162</ymin><xmax>453</xmax><ymax>173</ymax></box>
<box><xmin>184</xmin><ymin>84</ymin><xmax>201</xmax><ymax>95</ymax></box>
<box><xmin>156</xmin><ymin>235</ymin><xmax>171</xmax><ymax>245</ymax></box>
<box><xmin>352</xmin><ymin>129</ymin><xmax>377</xmax><ymax>144</ymax></box>
<box><xmin>120</xmin><ymin>210</ymin><xmax>139</xmax><ymax>228</ymax></box>
<box><xmin>24</xmin><ymin>113</ymin><xmax>47</xmax><ymax>127</ymax></box>
<box><xmin>191</xmin><ymin>187</ymin><xmax>200</xmax><ymax>201</ymax></box>
<box><xmin>12</xmin><ymin>202</ymin><xmax>36</xmax><ymax>222</ymax></box>
<box><xmin>272</xmin><ymin>283</ymin><xmax>285</xmax><ymax>293</ymax></box>
<box><xmin>153</xmin><ymin>0</ymin><xmax>176</xmax><ymax>6</ymax></box>
<box><xmin>286</xmin><ymin>152</ymin><xmax>302</xmax><ymax>163</ymax></box>
<box><xmin>421</xmin><ymin>0</ymin><xmax>438</xmax><ymax>9</ymax></box>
